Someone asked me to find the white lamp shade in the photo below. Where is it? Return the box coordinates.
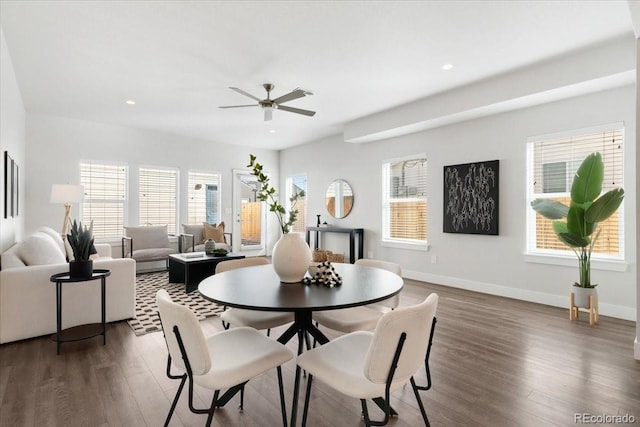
[50,184,85,204]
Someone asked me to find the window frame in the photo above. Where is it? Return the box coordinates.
[138,165,179,235]
[381,153,429,251]
[79,160,128,241]
[525,123,626,271]
[187,170,222,226]
[285,174,308,235]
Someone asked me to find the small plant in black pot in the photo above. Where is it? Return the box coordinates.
[67,219,95,278]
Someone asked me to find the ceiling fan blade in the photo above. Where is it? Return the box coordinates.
[219,104,258,109]
[277,105,316,117]
[264,108,273,121]
[229,87,261,102]
[272,89,306,105]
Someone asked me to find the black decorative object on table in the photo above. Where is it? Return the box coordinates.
[316,214,321,227]
[303,261,342,287]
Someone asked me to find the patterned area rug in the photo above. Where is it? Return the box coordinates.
[127,271,223,336]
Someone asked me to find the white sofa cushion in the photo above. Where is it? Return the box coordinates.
[36,226,66,256]
[125,225,171,249]
[19,233,66,266]
[1,243,25,269]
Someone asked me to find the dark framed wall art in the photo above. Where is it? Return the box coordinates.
[443,159,499,235]
[4,151,18,218]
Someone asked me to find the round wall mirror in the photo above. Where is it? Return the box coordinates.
[325,179,354,219]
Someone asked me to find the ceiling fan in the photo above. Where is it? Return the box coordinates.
[220,83,316,121]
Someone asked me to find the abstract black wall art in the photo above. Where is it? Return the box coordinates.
[4,151,18,218]
[443,159,499,235]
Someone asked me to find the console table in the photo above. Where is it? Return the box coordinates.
[305,226,364,263]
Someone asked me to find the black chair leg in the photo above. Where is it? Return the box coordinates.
[301,374,313,427]
[239,385,244,412]
[164,374,187,427]
[205,390,220,427]
[360,399,372,427]
[277,366,288,427]
[411,377,431,427]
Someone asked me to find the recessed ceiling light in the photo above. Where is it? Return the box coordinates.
[441,63,453,71]
[125,100,136,105]
[269,129,276,134]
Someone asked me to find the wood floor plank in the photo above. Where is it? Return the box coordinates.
[0,278,638,426]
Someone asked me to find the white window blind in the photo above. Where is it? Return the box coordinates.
[139,167,178,235]
[382,156,428,245]
[80,162,127,239]
[286,174,307,233]
[527,125,624,258]
[187,171,221,225]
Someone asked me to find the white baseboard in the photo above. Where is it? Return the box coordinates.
[404,270,636,321]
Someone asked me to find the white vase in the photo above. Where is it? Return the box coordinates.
[272,233,311,283]
[572,285,597,308]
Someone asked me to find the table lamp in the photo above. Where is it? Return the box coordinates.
[50,184,84,237]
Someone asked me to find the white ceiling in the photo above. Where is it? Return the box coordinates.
[0,1,635,150]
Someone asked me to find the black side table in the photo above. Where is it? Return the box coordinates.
[49,269,111,355]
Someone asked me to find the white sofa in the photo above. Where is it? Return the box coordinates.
[0,227,136,344]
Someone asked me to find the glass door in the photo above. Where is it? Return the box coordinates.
[233,170,265,252]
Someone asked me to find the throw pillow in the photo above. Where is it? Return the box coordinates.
[19,233,67,266]
[203,221,226,243]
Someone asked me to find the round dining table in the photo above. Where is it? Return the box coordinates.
[198,262,403,425]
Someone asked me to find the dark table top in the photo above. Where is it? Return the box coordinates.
[50,269,111,282]
[168,252,245,265]
[198,263,403,312]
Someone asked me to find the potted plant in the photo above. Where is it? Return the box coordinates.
[67,219,95,278]
[530,152,624,308]
[248,154,310,282]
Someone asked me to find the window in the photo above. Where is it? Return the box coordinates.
[139,167,178,235]
[527,125,624,258]
[382,155,428,248]
[188,171,221,225]
[80,161,128,239]
[286,174,307,233]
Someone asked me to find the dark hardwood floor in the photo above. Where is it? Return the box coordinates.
[1,279,638,426]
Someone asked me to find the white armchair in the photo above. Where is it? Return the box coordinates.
[156,290,293,426]
[313,259,402,333]
[178,223,232,253]
[121,225,174,268]
[297,293,439,426]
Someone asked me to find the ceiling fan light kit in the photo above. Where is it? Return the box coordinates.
[220,83,316,121]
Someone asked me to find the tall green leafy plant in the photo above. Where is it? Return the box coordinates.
[66,219,95,262]
[530,152,624,288]
[248,154,305,234]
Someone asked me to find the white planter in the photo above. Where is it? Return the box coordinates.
[572,286,597,308]
[272,233,312,283]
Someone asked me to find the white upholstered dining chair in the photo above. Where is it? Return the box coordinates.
[156,289,293,427]
[312,258,402,333]
[297,293,439,427]
[217,257,295,334]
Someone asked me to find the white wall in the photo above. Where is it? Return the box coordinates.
[281,85,636,321]
[24,113,279,246]
[0,27,26,252]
